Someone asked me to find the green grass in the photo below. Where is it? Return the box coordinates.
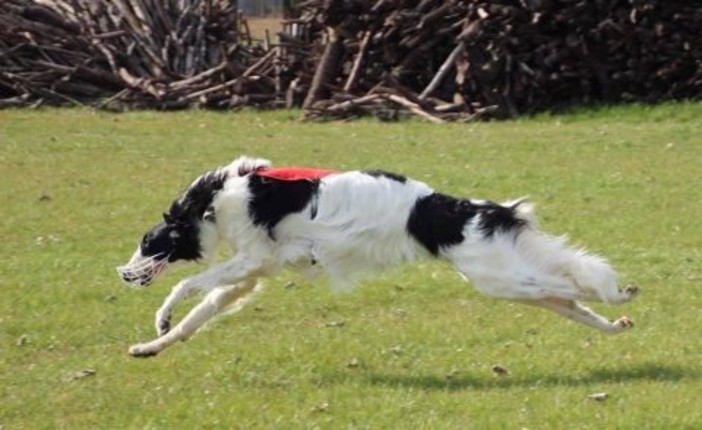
[1,104,700,429]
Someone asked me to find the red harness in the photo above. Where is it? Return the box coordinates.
[254,167,339,181]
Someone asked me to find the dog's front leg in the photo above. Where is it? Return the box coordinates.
[154,279,198,337]
[130,280,259,358]
[130,256,266,358]
[153,255,267,336]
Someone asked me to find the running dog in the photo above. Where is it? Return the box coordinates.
[118,156,638,357]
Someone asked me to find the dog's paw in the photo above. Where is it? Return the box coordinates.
[624,285,640,298]
[612,316,634,331]
[611,285,640,304]
[155,312,171,337]
[128,343,160,358]
[156,318,171,337]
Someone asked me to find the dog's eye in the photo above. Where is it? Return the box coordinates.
[141,234,148,245]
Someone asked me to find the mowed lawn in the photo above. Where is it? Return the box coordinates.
[0,105,700,429]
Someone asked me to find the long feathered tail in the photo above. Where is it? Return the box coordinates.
[509,200,625,304]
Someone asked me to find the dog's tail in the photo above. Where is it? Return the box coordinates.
[565,249,622,303]
[503,198,623,303]
[515,223,622,304]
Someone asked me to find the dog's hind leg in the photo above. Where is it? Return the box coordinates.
[129,279,259,357]
[521,297,634,334]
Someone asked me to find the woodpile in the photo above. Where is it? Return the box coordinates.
[1,0,700,120]
[0,0,281,109]
[295,0,702,121]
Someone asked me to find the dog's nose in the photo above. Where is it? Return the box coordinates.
[120,272,140,283]
[117,267,150,287]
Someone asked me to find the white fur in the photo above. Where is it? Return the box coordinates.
[124,156,639,358]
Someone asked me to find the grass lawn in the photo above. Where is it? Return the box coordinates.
[0,104,700,429]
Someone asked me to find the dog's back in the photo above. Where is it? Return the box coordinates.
[274,171,435,290]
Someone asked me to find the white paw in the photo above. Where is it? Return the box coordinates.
[612,316,634,331]
[155,315,171,337]
[610,285,641,304]
[128,343,160,358]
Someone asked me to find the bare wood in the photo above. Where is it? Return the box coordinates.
[118,67,163,98]
[326,94,380,112]
[182,77,240,100]
[170,62,227,89]
[303,27,345,109]
[242,48,278,78]
[343,30,372,93]
[384,94,445,123]
[2,0,699,117]
[419,41,465,100]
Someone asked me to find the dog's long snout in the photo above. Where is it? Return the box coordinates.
[116,266,153,287]
[116,250,171,287]
[120,271,138,283]
[119,271,146,286]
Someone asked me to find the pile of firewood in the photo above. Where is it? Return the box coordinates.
[1,0,700,120]
[295,0,702,121]
[0,0,282,109]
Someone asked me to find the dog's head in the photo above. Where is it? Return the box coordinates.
[116,156,271,287]
[116,214,202,287]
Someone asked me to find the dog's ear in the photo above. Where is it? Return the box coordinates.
[203,206,216,223]
[227,156,272,177]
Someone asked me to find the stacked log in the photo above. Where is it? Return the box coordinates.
[294,0,702,121]
[1,0,700,119]
[0,0,281,109]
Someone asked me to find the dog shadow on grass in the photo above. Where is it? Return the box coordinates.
[332,362,697,392]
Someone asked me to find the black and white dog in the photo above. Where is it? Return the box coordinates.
[118,156,638,357]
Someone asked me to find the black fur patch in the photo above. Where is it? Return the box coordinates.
[407,194,527,255]
[362,170,407,183]
[248,174,319,239]
[406,193,478,255]
[477,203,527,237]
[140,221,202,262]
[142,169,229,263]
[166,170,228,223]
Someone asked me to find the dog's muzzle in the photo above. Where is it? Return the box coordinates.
[116,251,169,287]
[116,268,152,287]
